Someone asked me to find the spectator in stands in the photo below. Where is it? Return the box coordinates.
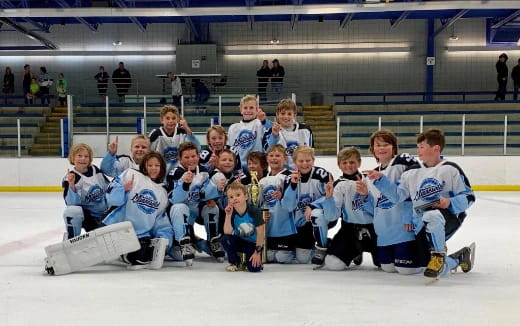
[22,64,33,105]
[194,79,210,114]
[56,73,67,107]
[94,66,109,101]
[38,66,53,106]
[112,62,132,102]
[511,58,520,101]
[271,59,285,100]
[3,66,14,105]
[256,60,271,103]
[168,72,182,107]
[26,77,40,107]
[495,53,508,101]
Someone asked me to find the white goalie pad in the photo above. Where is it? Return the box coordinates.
[148,238,168,270]
[44,221,140,275]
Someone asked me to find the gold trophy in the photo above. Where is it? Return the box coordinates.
[249,171,269,263]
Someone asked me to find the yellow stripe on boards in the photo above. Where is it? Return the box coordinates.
[0,186,62,192]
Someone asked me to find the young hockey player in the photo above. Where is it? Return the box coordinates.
[221,182,265,272]
[148,105,200,175]
[365,130,423,275]
[100,135,151,177]
[263,98,313,170]
[318,147,378,270]
[365,128,476,280]
[62,143,110,239]
[227,94,272,173]
[167,142,224,263]
[281,145,335,264]
[259,144,296,263]
[103,151,172,269]
[199,125,228,172]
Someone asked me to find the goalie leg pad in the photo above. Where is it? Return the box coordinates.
[148,238,168,269]
[44,221,140,275]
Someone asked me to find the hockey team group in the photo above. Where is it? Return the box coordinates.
[44,95,476,282]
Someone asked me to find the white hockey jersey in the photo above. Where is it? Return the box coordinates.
[148,126,200,173]
[100,152,138,177]
[264,122,313,170]
[62,165,110,218]
[227,119,267,172]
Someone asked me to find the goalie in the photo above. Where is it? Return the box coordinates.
[45,152,172,275]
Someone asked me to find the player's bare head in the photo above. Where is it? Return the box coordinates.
[247,151,268,170]
[268,144,287,157]
[131,135,150,149]
[293,145,314,161]
[417,128,445,152]
[338,146,361,164]
[179,141,199,158]
[160,105,180,119]
[240,94,258,108]
[140,151,166,182]
[226,182,248,197]
[218,148,236,160]
[369,129,398,157]
[276,98,297,114]
[206,125,228,145]
[68,143,93,165]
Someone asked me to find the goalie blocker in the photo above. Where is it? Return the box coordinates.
[44,221,140,275]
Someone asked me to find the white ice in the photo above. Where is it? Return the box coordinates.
[0,192,519,326]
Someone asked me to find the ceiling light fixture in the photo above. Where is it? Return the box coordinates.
[113,40,123,46]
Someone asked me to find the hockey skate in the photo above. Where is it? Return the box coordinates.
[209,235,225,262]
[424,251,446,280]
[449,242,476,273]
[311,245,327,266]
[179,236,196,266]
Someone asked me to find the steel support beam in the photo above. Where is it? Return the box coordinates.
[0,17,57,49]
[112,0,147,32]
[339,13,354,30]
[54,0,98,32]
[390,11,409,30]
[434,9,468,36]
[491,10,520,29]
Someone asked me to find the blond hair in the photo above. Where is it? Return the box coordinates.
[68,143,93,165]
[293,145,314,161]
[160,105,180,119]
[240,94,258,107]
[337,146,361,164]
[131,134,150,147]
[267,144,287,156]
[206,125,228,144]
[276,98,297,114]
[226,182,248,196]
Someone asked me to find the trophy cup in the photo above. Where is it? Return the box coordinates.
[248,171,268,263]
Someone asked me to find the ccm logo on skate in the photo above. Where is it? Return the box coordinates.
[69,233,90,244]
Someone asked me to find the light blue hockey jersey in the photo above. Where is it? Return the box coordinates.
[263,122,313,170]
[227,118,272,172]
[259,169,296,237]
[167,164,219,209]
[373,159,475,234]
[281,166,332,227]
[365,154,417,246]
[103,169,173,244]
[100,152,138,177]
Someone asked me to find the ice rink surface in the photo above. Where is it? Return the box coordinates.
[1,192,519,326]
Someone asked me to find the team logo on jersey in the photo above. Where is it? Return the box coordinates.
[262,185,278,208]
[163,147,178,163]
[233,130,257,150]
[285,141,299,157]
[187,184,202,203]
[131,189,160,214]
[351,193,365,211]
[296,194,313,213]
[376,194,394,209]
[85,184,105,203]
[414,178,445,202]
